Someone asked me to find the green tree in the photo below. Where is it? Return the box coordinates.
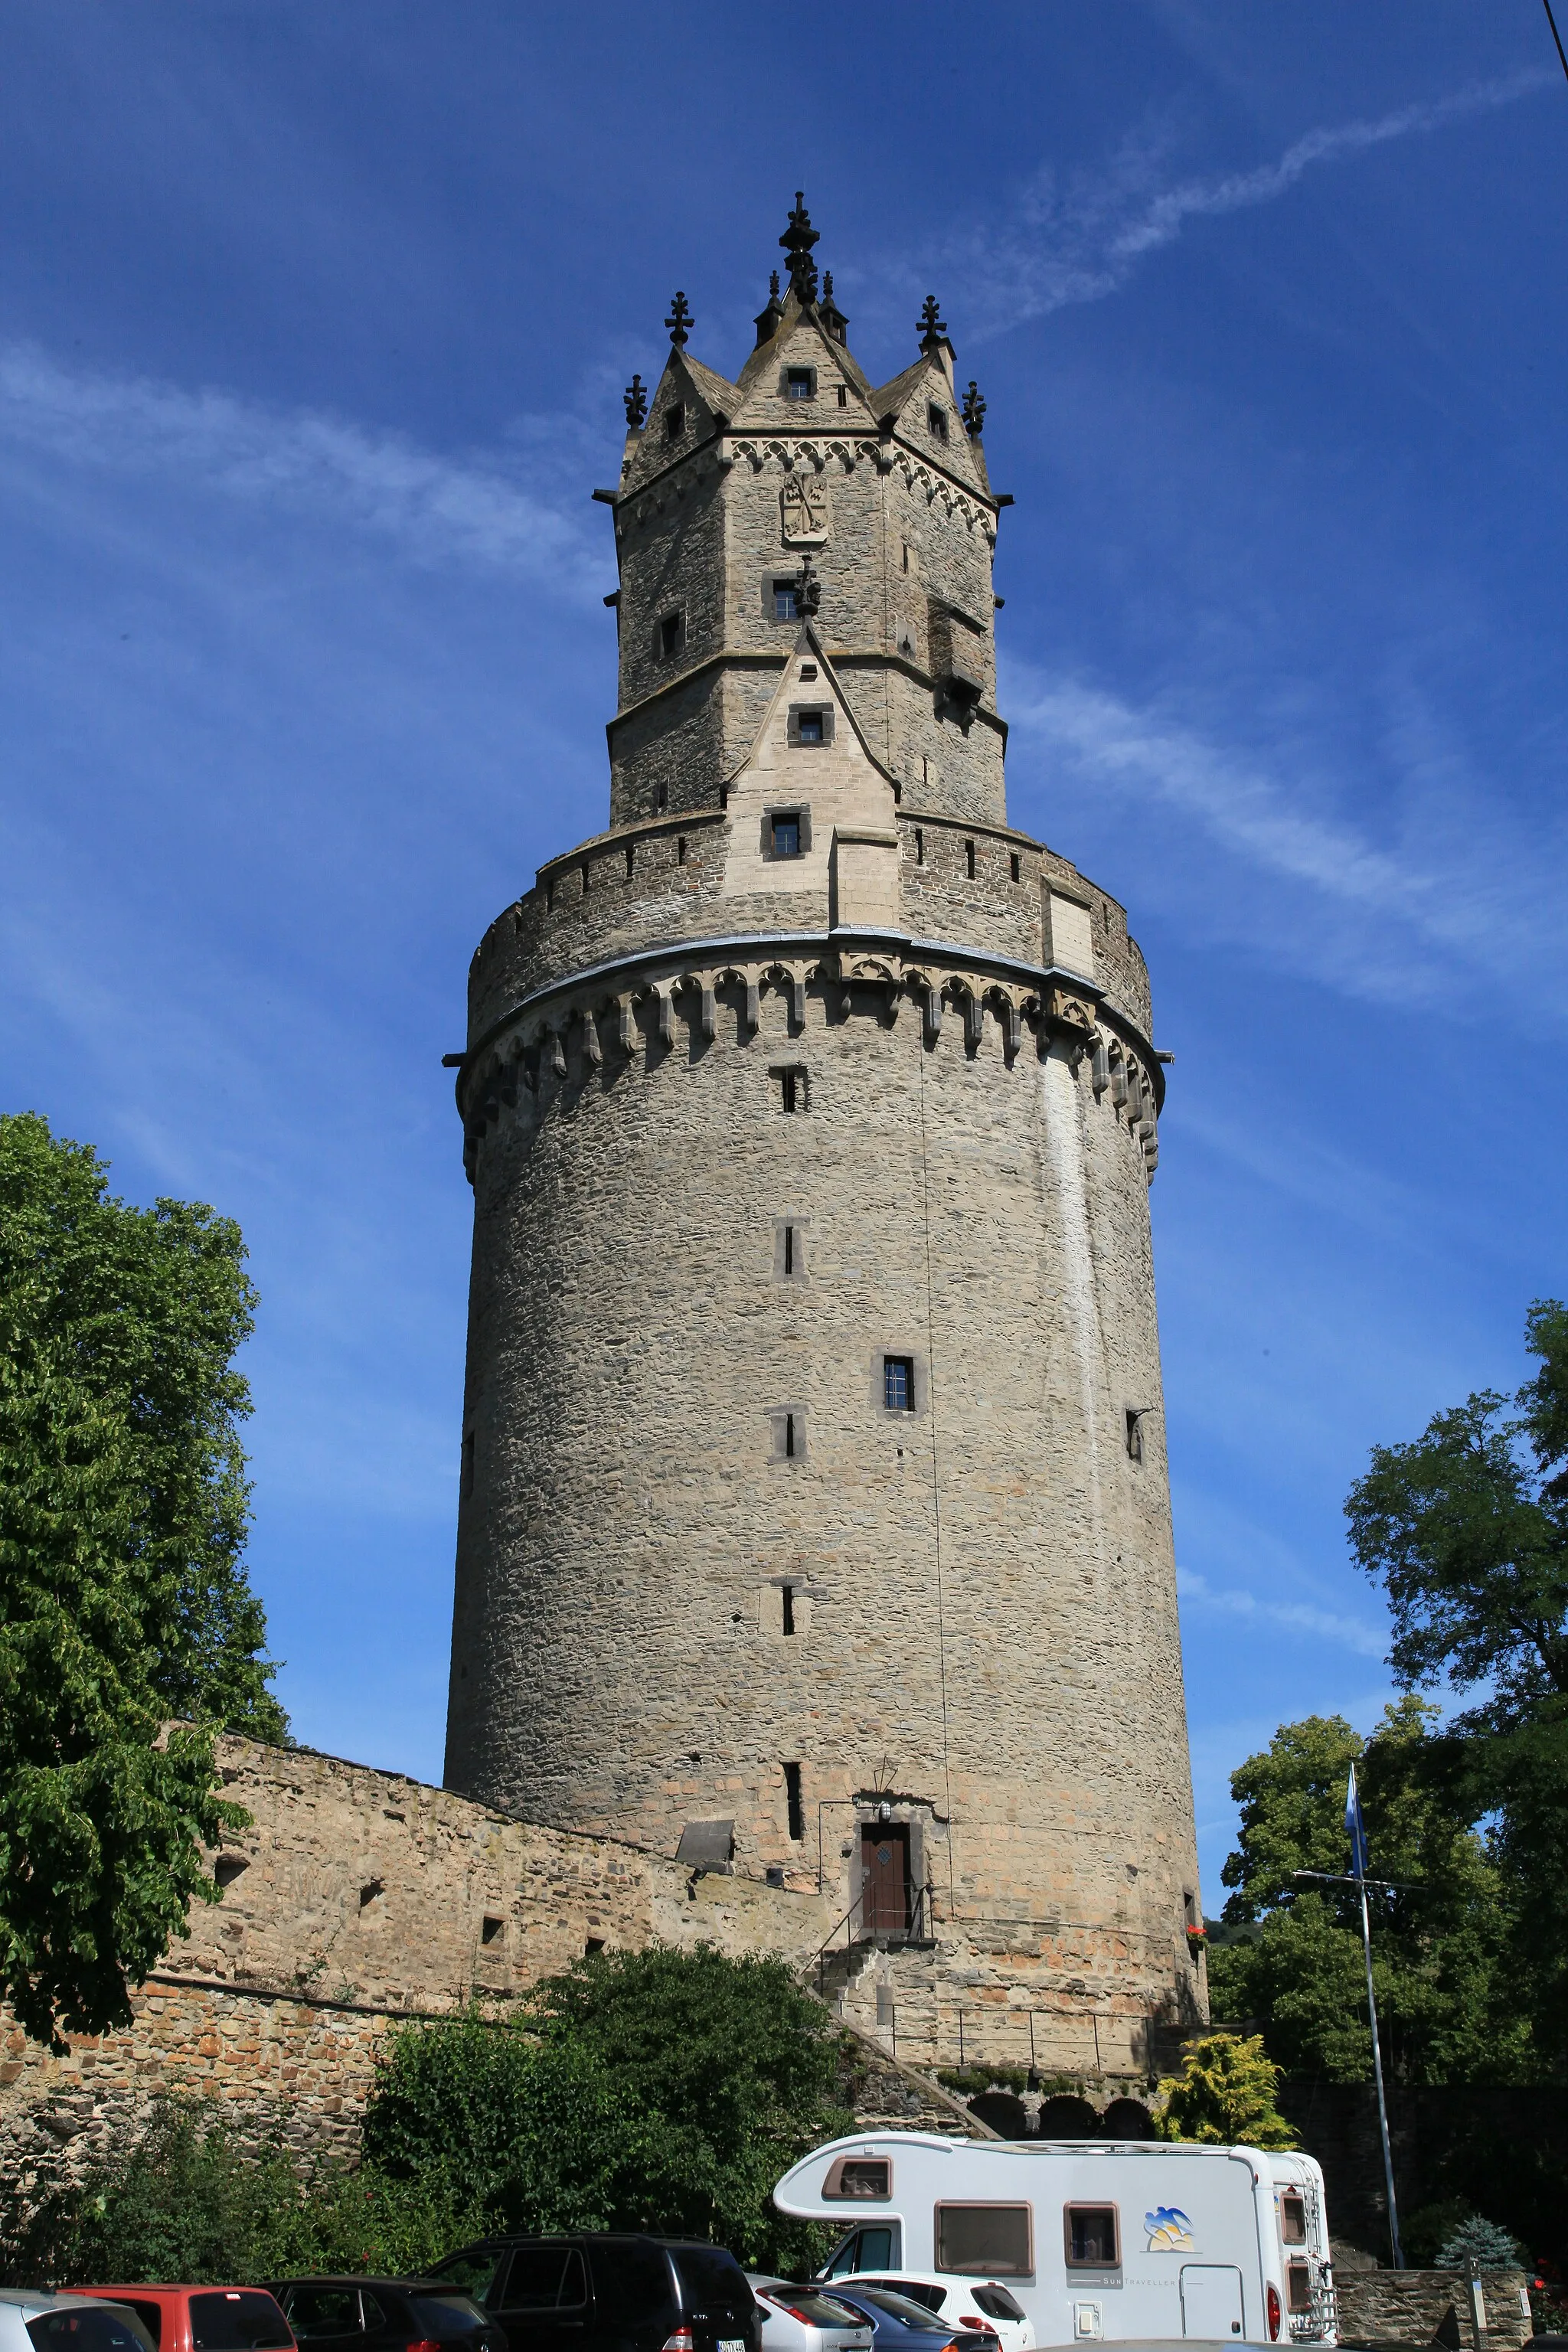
[1206,1700,1524,2083]
[1346,1300,1568,2069]
[364,1944,851,2266]
[1155,2033,1295,2147]
[0,1113,286,2049]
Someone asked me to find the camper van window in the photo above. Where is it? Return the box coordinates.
[1064,2205,1120,2268]
[825,2156,893,2200]
[934,2204,1033,2277]
[1287,2265,1313,2314]
[1280,2193,1307,2245]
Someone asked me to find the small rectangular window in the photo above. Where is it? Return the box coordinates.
[936,2203,1032,2277]
[1011,851,1021,882]
[884,1356,915,1413]
[657,778,668,810]
[1288,2265,1312,2313]
[773,1066,808,1114]
[902,543,910,573]
[774,580,799,621]
[928,402,949,443]
[825,2155,893,2200]
[481,1914,503,1945]
[1065,2204,1119,2268]
[786,367,814,400]
[784,1224,796,1276]
[1125,1408,1144,1463]
[782,1584,796,1637]
[915,828,925,865]
[784,1761,805,1839]
[837,384,848,409]
[665,401,684,441]
[660,610,684,659]
[784,1411,797,1459]
[965,838,976,879]
[625,841,635,879]
[772,811,802,858]
[1281,2193,1307,2246]
[580,861,590,895]
[796,712,823,744]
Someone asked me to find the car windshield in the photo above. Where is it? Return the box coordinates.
[827,2294,949,2333]
[853,2290,944,2318]
[408,2301,487,2337]
[29,2315,154,2352]
[761,2292,867,2328]
[189,2295,293,2350]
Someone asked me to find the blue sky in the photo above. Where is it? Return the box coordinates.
[4,3,1566,1904]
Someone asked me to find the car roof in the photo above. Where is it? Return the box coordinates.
[275,2282,416,2294]
[0,2295,134,2314]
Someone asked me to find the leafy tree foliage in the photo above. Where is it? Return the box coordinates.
[1207,1701,1525,2083]
[1345,1300,1568,2069]
[1155,2034,1295,2147]
[365,1944,851,2268]
[0,1114,286,2048]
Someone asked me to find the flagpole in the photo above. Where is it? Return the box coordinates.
[1357,1864,1403,2269]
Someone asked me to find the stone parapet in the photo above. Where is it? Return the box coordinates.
[1336,2270,1533,2350]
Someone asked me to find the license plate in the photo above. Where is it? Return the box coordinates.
[720,2338,746,2350]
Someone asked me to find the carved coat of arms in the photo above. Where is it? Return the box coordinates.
[780,475,829,545]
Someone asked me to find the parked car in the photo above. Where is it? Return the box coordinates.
[2,2292,155,2352]
[812,2284,1000,2352]
[427,2235,760,2352]
[270,2283,503,2352]
[58,2292,292,2352]
[748,2286,871,2352]
[812,2284,1026,2352]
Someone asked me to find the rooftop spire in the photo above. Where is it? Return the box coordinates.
[779,191,820,304]
[623,374,648,430]
[818,270,848,346]
[753,269,786,348]
[916,294,949,354]
[665,290,693,348]
[962,380,986,439]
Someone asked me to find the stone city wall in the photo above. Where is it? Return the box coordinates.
[1336,2270,1534,2351]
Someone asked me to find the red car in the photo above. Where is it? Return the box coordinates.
[58,2292,293,2352]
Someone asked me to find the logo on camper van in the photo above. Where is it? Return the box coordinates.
[1144,2206,1196,2252]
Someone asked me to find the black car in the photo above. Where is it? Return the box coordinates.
[270,2281,505,2352]
[426,2236,761,2352]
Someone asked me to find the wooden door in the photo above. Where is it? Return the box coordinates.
[860,1824,910,1933]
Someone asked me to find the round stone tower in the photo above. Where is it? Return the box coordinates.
[444,203,1205,2071]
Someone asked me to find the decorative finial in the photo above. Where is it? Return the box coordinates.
[623,374,648,430]
[753,269,786,348]
[794,551,822,619]
[780,191,820,304]
[917,294,948,354]
[962,380,986,439]
[819,269,848,346]
[665,290,693,348]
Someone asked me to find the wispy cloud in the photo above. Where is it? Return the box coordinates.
[1178,1566,1388,1659]
[1008,668,1567,1014]
[0,341,599,591]
[941,70,1549,335]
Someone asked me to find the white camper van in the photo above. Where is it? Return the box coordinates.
[773,2132,1337,2348]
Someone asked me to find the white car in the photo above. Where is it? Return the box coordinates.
[0,2295,155,2352]
[750,2283,876,2352]
[817,2279,1032,2352]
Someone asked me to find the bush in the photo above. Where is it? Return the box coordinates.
[1155,2033,1295,2148]
[1435,2216,1527,2271]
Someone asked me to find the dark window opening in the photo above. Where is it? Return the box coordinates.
[786,367,814,400]
[1011,851,1021,882]
[1288,2265,1313,2314]
[214,1854,248,1889]
[797,711,823,744]
[359,1880,383,1909]
[784,1411,797,1459]
[1125,1408,1144,1463]
[785,1761,805,1839]
[936,2202,1031,2276]
[580,861,590,895]
[837,384,848,408]
[884,1356,916,1413]
[665,401,685,441]
[719,783,729,809]
[660,610,684,660]
[584,1936,606,1958]
[481,1914,503,1945]
[799,662,818,679]
[1065,2203,1120,2268]
[625,842,635,879]
[783,1224,796,1276]
[774,1065,808,1114]
[657,778,668,811]
[1282,2193,1307,2246]
[902,543,910,573]
[928,401,949,442]
[773,810,802,857]
[461,1430,475,1497]
[677,835,688,864]
[782,1584,796,1636]
[915,828,925,864]
[965,838,976,879]
[774,579,800,621]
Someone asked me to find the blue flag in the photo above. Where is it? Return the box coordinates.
[1346,1762,1370,1880]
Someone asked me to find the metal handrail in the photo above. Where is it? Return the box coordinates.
[810,1882,933,1996]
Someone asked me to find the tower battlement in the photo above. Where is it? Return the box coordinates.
[444,202,1204,2072]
